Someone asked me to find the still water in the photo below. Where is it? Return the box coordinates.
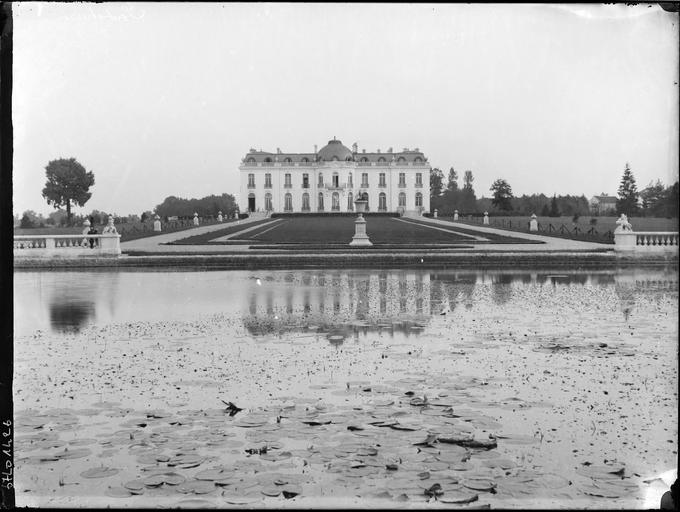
[13,268,678,338]
[12,267,679,508]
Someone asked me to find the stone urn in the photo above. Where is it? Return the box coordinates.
[153,215,162,232]
[217,211,223,223]
[529,213,538,232]
[350,200,372,246]
[453,210,459,221]
[483,211,489,225]
[193,212,199,226]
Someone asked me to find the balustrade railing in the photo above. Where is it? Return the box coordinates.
[14,234,121,257]
[614,230,678,254]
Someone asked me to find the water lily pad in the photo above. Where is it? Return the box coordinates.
[462,478,497,492]
[123,479,146,491]
[80,466,119,478]
[105,486,133,498]
[176,498,218,508]
[261,486,281,497]
[195,468,226,481]
[437,490,479,504]
[177,480,217,494]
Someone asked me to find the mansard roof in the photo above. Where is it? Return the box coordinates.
[242,141,427,164]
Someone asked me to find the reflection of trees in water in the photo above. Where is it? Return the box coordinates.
[49,300,95,334]
[491,274,513,306]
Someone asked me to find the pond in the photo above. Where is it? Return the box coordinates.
[12,267,678,508]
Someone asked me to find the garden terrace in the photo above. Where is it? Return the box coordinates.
[170,216,541,246]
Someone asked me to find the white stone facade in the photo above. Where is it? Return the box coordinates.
[238,139,431,215]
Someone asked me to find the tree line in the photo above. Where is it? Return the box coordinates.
[430,164,679,218]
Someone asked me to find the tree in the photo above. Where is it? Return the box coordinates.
[616,162,640,215]
[42,158,95,226]
[549,195,560,217]
[20,213,34,228]
[540,204,550,217]
[463,170,474,193]
[19,210,45,228]
[141,210,154,222]
[640,179,665,216]
[489,179,514,211]
[446,167,458,192]
[430,168,444,198]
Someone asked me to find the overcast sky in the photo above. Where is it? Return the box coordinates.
[12,2,679,217]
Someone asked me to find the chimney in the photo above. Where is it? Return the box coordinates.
[276,148,281,154]
[314,144,318,153]
[352,142,358,153]
[403,147,408,152]
[377,148,381,153]
[388,147,393,153]
[362,149,366,153]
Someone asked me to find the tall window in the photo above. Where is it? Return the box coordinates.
[416,173,422,187]
[399,192,406,207]
[302,193,310,211]
[284,193,292,211]
[361,173,369,187]
[318,192,324,211]
[264,173,272,188]
[399,173,406,187]
[347,192,354,211]
[248,174,255,188]
[332,192,340,211]
[378,173,386,187]
[318,173,324,187]
[415,192,423,207]
[332,173,339,188]
[379,192,387,211]
[348,173,353,187]
[265,193,272,211]
[302,173,309,188]
[284,173,292,187]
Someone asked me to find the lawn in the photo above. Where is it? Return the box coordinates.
[14,218,235,243]
[168,218,276,245]
[447,215,679,244]
[173,216,540,246]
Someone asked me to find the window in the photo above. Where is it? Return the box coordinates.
[348,173,353,187]
[399,192,406,207]
[284,173,292,188]
[302,193,310,211]
[284,157,292,165]
[414,157,423,164]
[415,192,423,207]
[379,192,387,211]
[318,192,324,211]
[246,157,256,165]
[318,173,324,187]
[379,173,386,187]
[347,192,354,211]
[284,193,292,211]
[264,157,273,166]
[302,173,309,188]
[397,157,407,166]
[332,192,340,211]
[416,173,422,187]
[399,173,406,187]
[248,174,255,188]
[332,173,339,188]
[361,173,369,187]
[265,173,272,188]
[265,193,272,211]
[378,157,386,163]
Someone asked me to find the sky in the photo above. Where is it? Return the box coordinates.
[12,2,679,217]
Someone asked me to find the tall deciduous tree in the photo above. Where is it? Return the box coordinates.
[429,168,444,198]
[489,179,514,211]
[616,162,640,215]
[549,195,560,217]
[42,158,95,226]
[446,167,458,191]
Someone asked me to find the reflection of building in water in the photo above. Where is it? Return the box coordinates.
[613,269,679,321]
[242,271,431,336]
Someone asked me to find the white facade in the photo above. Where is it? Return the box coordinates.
[238,139,430,215]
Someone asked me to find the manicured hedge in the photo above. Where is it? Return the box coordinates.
[271,212,399,218]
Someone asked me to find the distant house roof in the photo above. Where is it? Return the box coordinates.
[590,195,617,203]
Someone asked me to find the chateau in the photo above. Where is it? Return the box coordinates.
[238,138,430,215]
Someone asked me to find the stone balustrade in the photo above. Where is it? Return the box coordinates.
[614,230,678,254]
[13,233,121,257]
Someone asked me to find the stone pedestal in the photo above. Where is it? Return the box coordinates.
[193,213,199,226]
[529,214,538,232]
[153,215,161,232]
[349,214,372,246]
[434,209,438,218]
[218,211,223,223]
[453,210,459,221]
[483,212,489,225]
